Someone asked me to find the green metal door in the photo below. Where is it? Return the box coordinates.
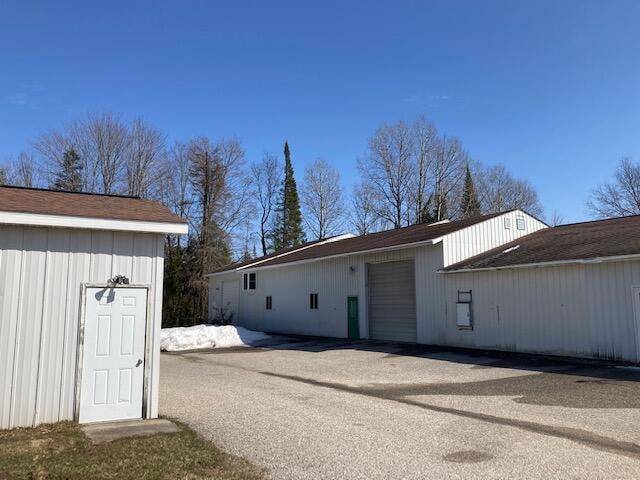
[347,296,360,339]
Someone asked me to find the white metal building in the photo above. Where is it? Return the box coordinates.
[0,186,187,429]
[208,210,640,363]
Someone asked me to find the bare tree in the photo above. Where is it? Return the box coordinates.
[0,165,7,185]
[126,118,166,198]
[587,158,640,218]
[411,117,439,223]
[250,152,281,255]
[187,136,248,320]
[161,142,193,217]
[431,136,467,221]
[476,164,543,217]
[3,152,39,187]
[549,210,565,226]
[74,111,129,194]
[350,182,380,235]
[358,121,414,228]
[34,128,75,186]
[301,158,345,240]
[159,141,194,249]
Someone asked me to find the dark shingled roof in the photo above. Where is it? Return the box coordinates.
[444,214,640,272]
[209,236,339,274]
[0,185,186,224]
[211,211,508,273]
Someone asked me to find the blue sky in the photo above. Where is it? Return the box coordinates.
[1,0,639,222]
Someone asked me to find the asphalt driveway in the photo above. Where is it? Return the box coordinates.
[160,339,640,479]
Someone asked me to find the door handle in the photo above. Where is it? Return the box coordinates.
[135,359,143,367]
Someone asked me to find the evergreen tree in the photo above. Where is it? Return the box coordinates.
[417,194,435,224]
[0,167,7,186]
[460,165,481,218]
[271,141,305,250]
[52,148,83,191]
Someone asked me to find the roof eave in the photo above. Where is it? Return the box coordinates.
[0,211,188,234]
[206,238,437,276]
[439,252,640,274]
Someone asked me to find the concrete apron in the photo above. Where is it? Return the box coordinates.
[81,418,179,444]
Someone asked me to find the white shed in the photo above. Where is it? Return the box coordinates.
[0,186,187,429]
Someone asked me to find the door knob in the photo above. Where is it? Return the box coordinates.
[135,359,143,367]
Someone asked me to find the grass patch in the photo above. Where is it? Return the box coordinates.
[0,421,266,480]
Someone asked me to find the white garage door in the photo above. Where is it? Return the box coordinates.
[80,287,147,423]
[368,260,417,342]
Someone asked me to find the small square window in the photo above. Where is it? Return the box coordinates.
[504,217,511,229]
[243,272,257,290]
[266,296,272,310]
[309,293,318,310]
[516,217,526,231]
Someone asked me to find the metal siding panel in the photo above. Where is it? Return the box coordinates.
[148,235,164,418]
[90,231,115,282]
[113,232,134,277]
[35,229,71,424]
[11,228,47,427]
[442,260,640,362]
[59,229,92,421]
[132,234,154,284]
[0,227,24,428]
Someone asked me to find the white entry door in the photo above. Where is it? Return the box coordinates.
[79,287,148,423]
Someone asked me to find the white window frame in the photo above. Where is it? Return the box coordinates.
[243,272,257,290]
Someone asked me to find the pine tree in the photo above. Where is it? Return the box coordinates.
[271,141,305,250]
[52,148,83,192]
[460,165,481,218]
[417,194,435,224]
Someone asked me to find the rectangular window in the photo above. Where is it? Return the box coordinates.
[516,217,526,230]
[504,217,511,229]
[266,296,272,310]
[243,272,257,290]
[309,293,318,310]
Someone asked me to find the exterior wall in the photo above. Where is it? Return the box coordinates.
[0,225,165,429]
[209,247,423,339]
[441,260,640,362]
[207,211,550,347]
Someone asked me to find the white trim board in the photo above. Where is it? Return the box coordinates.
[0,211,188,234]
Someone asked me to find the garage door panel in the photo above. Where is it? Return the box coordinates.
[368,260,417,343]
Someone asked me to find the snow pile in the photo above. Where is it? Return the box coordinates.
[160,324,271,352]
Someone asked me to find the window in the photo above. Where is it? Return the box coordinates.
[516,216,526,231]
[309,293,318,310]
[504,217,511,229]
[266,296,272,310]
[243,272,256,290]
